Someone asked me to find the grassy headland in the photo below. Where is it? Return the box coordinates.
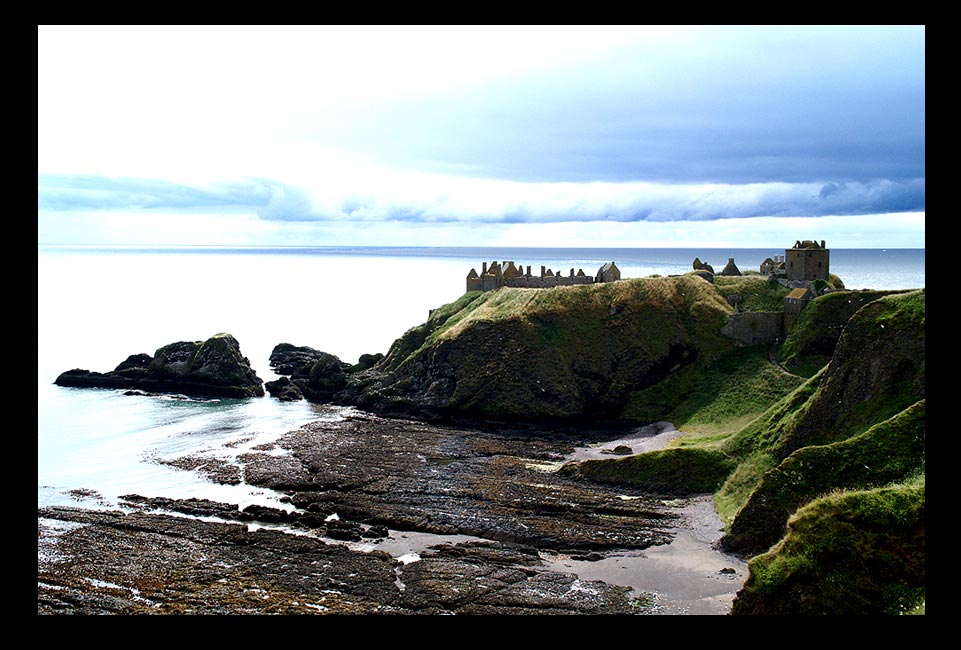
[559,285,925,615]
[316,272,924,614]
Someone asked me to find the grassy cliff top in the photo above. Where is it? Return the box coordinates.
[383,274,735,374]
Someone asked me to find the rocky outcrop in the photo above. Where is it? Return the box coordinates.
[779,289,907,375]
[692,257,715,274]
[264,376,304,401]
[55,333,264,398]
[267,344,385,402]
[316,276,735,424]
[39,504,646,614]
[268,343,327,377]
[720,291,925,556]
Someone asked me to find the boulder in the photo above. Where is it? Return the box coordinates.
[269,343,327,377]
[265,376,304,401]
[348,352,385,373]
[55,333,264,399]
[300,352,350,401]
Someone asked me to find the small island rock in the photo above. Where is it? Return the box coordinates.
[55,333,264,399]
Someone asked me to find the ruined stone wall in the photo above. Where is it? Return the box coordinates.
[783,299,808,333]
[467,260,613,293]
[721,312,784,346]
[467,275,505,292]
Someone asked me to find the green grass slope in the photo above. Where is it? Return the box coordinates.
[779,289,908,377]
[730,475,925,615]
[352,275,738,422]
[722,399,925,554]
[561,288,925,614]
[713,275,791,312]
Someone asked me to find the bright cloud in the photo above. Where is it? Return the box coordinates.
[37,25,925,248]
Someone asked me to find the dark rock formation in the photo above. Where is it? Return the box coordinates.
[321,276,735,424]
[602,445,634,456]
[265,376,304,401]
[284,351,350,402]
[237,412,675,552]
[348,352,384,373]
[38,505,647,614]
[692,257,715,274]
[55,333,264,398]
[269,343,327,377]
[268,344,389,403]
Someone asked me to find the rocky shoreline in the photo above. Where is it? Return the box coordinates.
[38,409,746,615]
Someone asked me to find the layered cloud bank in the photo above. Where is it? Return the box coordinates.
[39,174,924,225]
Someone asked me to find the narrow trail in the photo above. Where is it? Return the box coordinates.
[769,341,797,376]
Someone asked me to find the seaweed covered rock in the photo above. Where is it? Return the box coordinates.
[299,352,351,401]
[55,333,264,398]
[348,352,384,373]
[265,346,386,403]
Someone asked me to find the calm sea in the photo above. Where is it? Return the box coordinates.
[38,246,924,510]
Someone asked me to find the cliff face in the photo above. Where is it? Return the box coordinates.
[722,290,925,554]
[551,287,925,614]
[719,290,925,614]
[338,276,735,423]
[779,289,908,377]
[773,290,925,459]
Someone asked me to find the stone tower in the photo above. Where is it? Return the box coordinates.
[785,239,830,282]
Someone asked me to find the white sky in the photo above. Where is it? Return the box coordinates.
[38,25,925,248]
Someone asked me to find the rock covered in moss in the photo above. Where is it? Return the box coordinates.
[265,376,304,401]
[299,352,350,401]
[730,479,925,615]
[55,333,264,398]
[269,343,327,377]
[334,276,735,423]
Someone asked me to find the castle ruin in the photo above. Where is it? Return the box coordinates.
[784,239,830,282]
[700,239,834,345]
[467,260,620,293]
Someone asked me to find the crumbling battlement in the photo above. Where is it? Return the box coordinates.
[467,260,620,292]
